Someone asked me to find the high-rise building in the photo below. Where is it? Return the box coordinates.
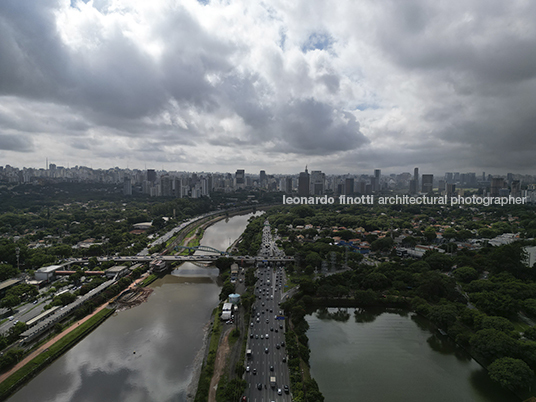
[511,180,521,197]
[298,167,310,196]
[147,169,156,183]
[422,174,433,193]
[491,177,505,196]
[260,170,267,188]
[345,178,354,195]
[413,167,419,189]
[235,169,245,189]
[446,183,456,197]
[310,170,325,195]
[123,177,132,196]
[409,179,417,194]
[374,169,381,192]
[286,177,293,193]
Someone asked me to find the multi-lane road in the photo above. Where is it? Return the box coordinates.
[244,219,291,402]
[245,262,291,401]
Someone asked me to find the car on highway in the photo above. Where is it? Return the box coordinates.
[278,388,282,395]
[265,347,269,353]
[257,383,263,390]
[284,385,289,393]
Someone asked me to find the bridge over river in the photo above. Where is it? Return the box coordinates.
[65,255,294,265]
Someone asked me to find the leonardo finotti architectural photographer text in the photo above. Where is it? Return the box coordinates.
[282,194,527,206]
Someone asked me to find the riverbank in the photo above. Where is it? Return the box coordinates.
[0,307,115,401]
[0,271,153,400]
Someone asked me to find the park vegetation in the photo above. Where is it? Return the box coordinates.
[241,203,536,396]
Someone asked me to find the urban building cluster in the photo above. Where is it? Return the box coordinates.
[1,163,536,201]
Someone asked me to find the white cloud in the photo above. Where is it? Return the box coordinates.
[0,0,535,174]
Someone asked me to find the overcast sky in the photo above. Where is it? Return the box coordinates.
[1,0,535,176]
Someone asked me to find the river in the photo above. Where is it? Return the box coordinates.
[306,307,520,402]
[8,211,261,402]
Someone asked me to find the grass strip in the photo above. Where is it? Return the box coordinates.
[138,274,158,287]
[0,308,115,401]
[194,307,222,402]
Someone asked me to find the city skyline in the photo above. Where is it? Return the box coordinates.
[1,1,536,174]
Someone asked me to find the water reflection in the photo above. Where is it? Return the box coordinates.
[307,307,520,402]
[8,212,259,402]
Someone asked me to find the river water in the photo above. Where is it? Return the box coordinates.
[306,307,520,402]
[8,212,261,402]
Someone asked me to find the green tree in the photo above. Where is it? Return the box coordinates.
[488,357,533,391]
[0,264,19,281]
[470,329,518,361]
[428,304,458,330]
[453,266,478,283]
[0,294,20,310]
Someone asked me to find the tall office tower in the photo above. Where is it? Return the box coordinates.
[147,169,156,183]
[445,172,454,184]
[446,183,456,197]
[511,180,521,197]
[421,174,434,193]
[345,178,355,195]
[298,167,310,196]
[374,169,381,191]
[358,181,366,194]
[409,179,417,194]
[413,167,419,189]
[260,170,267,188]
[161,175,173,196]
[310,170,325,195]
[123,177,132,196]
[286,177,293,193]
[235,169,245,189]
[370,177,376,193]
[482,172,486,182]
[438,180,446,192]
[491,177,505,196]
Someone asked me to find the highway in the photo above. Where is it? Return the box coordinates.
[245,263,291,401]
[244,219,291,401]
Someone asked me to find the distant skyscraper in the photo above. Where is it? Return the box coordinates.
[422,174,433,193]
[409,179,417,194]
[286,177,293,193]
[491,177,505,196]
[235,169,245,189]
[345,178,354,195]
[446,183,456,197]
[147,169,156,183]
[374,169,381,191]
[511,180,521,197]
[310,170,325,195]
[123,177,132,195]
[298,167,310,196]
[260,170,267,188]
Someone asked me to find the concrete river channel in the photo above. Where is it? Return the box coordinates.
[8,212,261,402]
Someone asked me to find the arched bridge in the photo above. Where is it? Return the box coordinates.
[175,245,229,255]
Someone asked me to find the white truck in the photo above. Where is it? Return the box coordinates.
[270,376,276,388]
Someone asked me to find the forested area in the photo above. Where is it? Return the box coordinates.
[247,203,536,394]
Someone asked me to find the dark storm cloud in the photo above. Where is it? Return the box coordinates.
[0,134,34,152]
[273,99,368,155]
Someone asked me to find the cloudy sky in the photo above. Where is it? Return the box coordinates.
[1,0,536,176]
